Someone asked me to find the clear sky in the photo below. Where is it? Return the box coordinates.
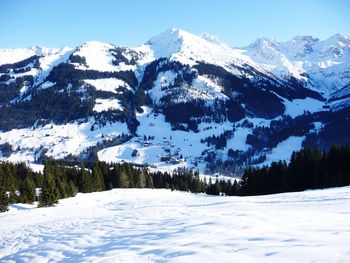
[1,0,349,48]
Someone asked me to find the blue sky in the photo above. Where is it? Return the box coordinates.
[1,0,349,48]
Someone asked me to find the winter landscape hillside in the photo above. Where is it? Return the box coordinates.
[1,187,350,262]
[0,28,350,175]
[1,0,350,259]
[2,0,350,261]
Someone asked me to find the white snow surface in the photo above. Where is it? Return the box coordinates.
[74,41,135,72]
[1,187,350,262]
[0,48,36,66]
[0,46,63,66]
[260,136,305,166]
[74,41,118,72]
[93,98,122,112]
[84,78,131,93]
[226,127,251,151]
[0,120,129,163]
[283,97,325,118]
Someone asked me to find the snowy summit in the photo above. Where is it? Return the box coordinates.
[0,28,349,175]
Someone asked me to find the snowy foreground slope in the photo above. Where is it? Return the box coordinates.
[1,187,350,262]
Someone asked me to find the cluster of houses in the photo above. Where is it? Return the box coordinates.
[135,135,185,165]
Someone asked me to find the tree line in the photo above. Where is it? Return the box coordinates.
[240,145,350,195]
[1,145,350,212]
[0,161,213,212]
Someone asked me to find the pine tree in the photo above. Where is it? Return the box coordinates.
[3,164,17,203]
[0,192,8,212]
[145,171,154,188]
[19,177,35,204]
[39,163,59,207]
[0,167,9,212]
[110,165,120,188]
[56,179,67,199]
[66,180,77,197]
[232,179,240,195]
[92,163,105,191]
[214,179,221,195]
[118,170,130,188]
[53,163,67,199]
[137,171,147,188]
[80,167,93,193]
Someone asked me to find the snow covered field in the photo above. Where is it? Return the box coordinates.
[1,187,350,262]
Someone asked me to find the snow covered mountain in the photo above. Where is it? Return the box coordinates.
[243,34,350,98]
[0,29,349,175]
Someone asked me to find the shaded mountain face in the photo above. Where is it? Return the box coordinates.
[0,29,349,174]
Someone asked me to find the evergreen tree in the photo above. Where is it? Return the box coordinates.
[53,163,68,199]
[232,179,240,195]
[92,163,105,191]
[145,171,154,188]
[118,170,130,188]
[0,167,9,212]
[110,164,120,188]
[214,179,221,195]
[2,164,17,203]
[0,191,8,212]
[66,180,77,197]
[19,177,35,204]
[137,171,147,188]
[39,163,59,207]
[80,166,93,193]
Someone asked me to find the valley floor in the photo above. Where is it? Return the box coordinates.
[1,187,350,262]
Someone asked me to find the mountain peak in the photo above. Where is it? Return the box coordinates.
[290,35,319,43]
[144,28,187,58]
[145,28,219,60]
[248,37,278,50]
[324,33,350,47]
[144,28,249,67]
[330,33,350,40]
[316,33,350,59]
[146,28,239,54]
[282,35,319,58]
[146,28,186,45]
[80,40,115,49]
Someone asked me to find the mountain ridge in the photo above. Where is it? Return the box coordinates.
[0,28,349,175]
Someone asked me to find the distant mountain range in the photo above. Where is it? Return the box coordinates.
[0,28,349,175]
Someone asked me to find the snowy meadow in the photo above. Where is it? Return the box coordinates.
[1,187,350,262]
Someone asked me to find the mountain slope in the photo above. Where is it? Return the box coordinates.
[0,29,349,174]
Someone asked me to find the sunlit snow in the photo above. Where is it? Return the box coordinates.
[1,187,350,262]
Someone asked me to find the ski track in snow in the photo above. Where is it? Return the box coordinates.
[1,187,350,262]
